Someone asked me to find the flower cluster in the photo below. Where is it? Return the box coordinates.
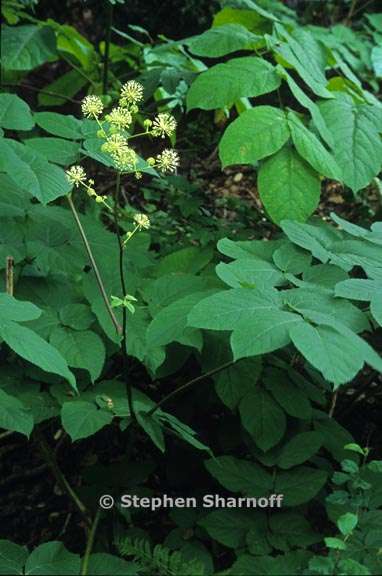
[66,166,109,208]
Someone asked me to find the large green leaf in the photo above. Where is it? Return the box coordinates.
[87,554,137,576]
[0,389,34,438]
[1,25,57,70]
[231,309,303,360]
[289,321,363,386]
[219,106,290,167]
[275,466,328,506]
[265,369,313,420]
[216,257,285,289]
[187,56,280,111]
[318,94,382,192]
[239,388,286,451]
[38,69,87,107]
[214,358,262,409]
[186,23,260,57]
[0,321,76,389]
[34,112,83,140]
[258,146,321,224]
[0,540,28,575]
[188,287,281,331]
[0,93,34,131]
[198,510,259,549]
[61,401,113,441]
[50,327,105,382]
[287,111,341,180]
[205,455,272,496]
[146,291,210,349]
[24,138,80,166]
[275,26,332,99]
[0,139,71,203]
[278,431,323,469]
[0,293,41,322]
[24,542,80,575]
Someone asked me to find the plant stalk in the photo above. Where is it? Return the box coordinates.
[81,509,101,575]
[148,360,236,416]
[113,173,136,421]
[6,256,14,296]
[102,1,114,94]
[36,428,90,525]
[67,195,122,335]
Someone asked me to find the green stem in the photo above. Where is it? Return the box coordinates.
[36,428,90,524]
[102,1,114,94]
[113,173,136,421]
[81,509,101,576]
[67,195,122,335]
[148,360,236,416]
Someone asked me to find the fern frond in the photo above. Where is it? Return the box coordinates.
[117,536,205,576]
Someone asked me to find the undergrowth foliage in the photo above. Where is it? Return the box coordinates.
[0,0,382,574]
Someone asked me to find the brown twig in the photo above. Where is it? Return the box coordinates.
[6,256,14,296]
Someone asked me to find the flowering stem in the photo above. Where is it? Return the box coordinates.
[67,194,122,335]
[81,509,101,576]
[113,173,136,421]
[102,1,114,94]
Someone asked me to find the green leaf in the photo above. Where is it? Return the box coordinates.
[0,389,34,438]
[0,139,71,203]
[278,431,323,469]
[287,111,341,180]
[188,287,281,331]
[280,220,330,263]
[289,322,364,386]
[258,146,321,224]
[275,26,332,99]
[272,242,312,275]
[265,371,312,420]
[24,138,80,166]
[0,93,34,131]
[231,309,303,360]
[198,510,257,548]
[337,512,358,536]
[371,296,382,326]
[1,25,57,71]
[25,542,80,575]
[324,537,346,550]
[59,304,94,331]
[187,56,280,111]
[187,24,260,57]
[50,327,105,382]
[216,258,284,289]
[277,65,334,149]
[0,540,28,575]
[0,321,75,389]
[219,106,290,167]
[335,279,382,301]
[318,94,382,192]
[146,291,210,349]
[34,112,83,140]
[240,388,286,451]
[136,412,165,452]
[205,455,272,496]
[214,358,262,409]
[61,401,113,441]
[371,46,382,78]
[87,554,137,576]
[0,294,41,322]
[275,466,328,506]
[157,246,213,276]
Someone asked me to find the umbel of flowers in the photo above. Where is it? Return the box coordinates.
[66,80,180,217]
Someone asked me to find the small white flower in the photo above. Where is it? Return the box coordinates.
[81,95,104,118]
[119,80,144,107]
[112,147,138,172]
[105,107,133,130]
[156,149,180,173]
[152,113,177,138]
[66,165,87,187]
[134,213,150,230]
